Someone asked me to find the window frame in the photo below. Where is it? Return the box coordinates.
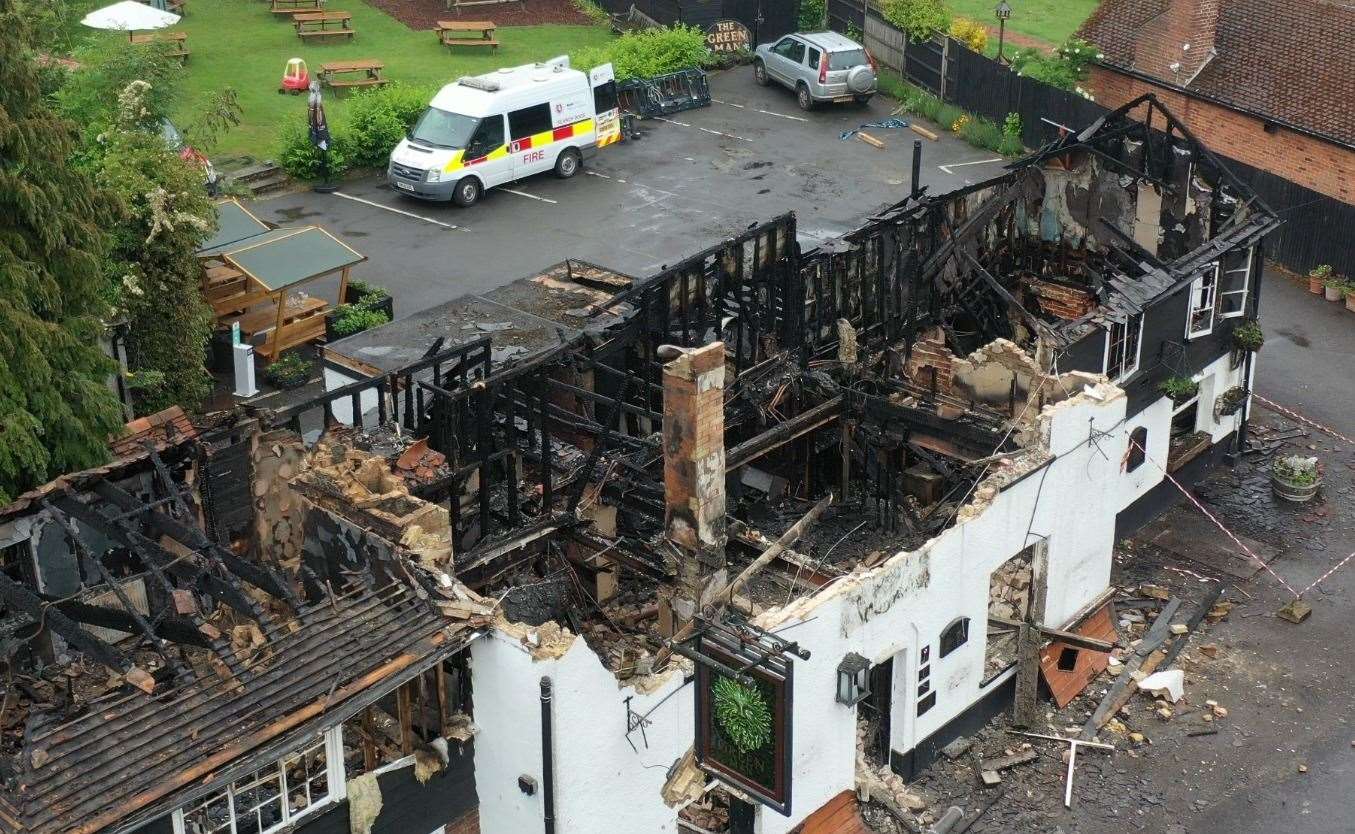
[938,617,970,658]
[771,36,798,58]
[1102,312,1144,382]
[805,46,821,68]
[171,728,345,834]
[465,114,505,158]
[1218,247,1252,319]
[1186,264,1219,338]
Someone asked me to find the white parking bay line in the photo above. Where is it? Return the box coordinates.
[586,170,628,183]
[711,98,745,108]
[334,191,460,229]
[501,188,558,204]
[937,158,1005,175]
[652,116,754,143]
[712,97,807,122]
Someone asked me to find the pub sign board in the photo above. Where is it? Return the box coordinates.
[706,19,752,54]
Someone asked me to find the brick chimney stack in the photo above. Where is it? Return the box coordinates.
[659,341,727,634]
[1135,0,1222,82]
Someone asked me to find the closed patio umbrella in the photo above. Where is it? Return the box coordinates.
[308,80,338,193]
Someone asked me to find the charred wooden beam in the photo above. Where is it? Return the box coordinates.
[725,396,843,470]
[43,598,212,649]
[0,572,131,673]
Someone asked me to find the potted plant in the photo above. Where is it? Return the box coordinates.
[1214,385,1247,417]
[1158,375,1199,405]
[1324,275,1346,302]
[1231,319,1264,352]
[342,280,394,320]
[1271,455,1321,503]
[327,303,391,340]
[1344,282,1355,314]
[264,351,313,390]
[1308,264,1331,295]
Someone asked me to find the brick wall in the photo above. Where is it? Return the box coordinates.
[1088,66,1355,205]
[1028,279,1096,321]
[904,328,955,397]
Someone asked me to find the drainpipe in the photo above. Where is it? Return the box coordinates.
[910,140,923,198]
[1233,240,1264,458]
[540,676,556,834]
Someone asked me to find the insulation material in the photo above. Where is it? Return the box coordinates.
[414,740,449,784]
[348,772,383,834]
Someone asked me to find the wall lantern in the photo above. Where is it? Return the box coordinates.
[836,652,871,706]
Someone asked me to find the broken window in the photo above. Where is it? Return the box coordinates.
[1126,427,1148,472]
[1218,248,1252,319]
[1186,265,1218,338]
[983,548,1034,682]
[174,730,342,834]
[1103,313,1143,382]
[938,618,969,658]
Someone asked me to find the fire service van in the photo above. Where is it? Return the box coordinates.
[387,56,620,206]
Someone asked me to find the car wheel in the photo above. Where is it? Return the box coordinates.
[796,83,814,111]
[554,147,581,179]
[452,176,481,207]
[754,60,769,86]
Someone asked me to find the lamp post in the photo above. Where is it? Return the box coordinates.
[995,0,1012,63]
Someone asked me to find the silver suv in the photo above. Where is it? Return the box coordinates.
[753,31,878,110]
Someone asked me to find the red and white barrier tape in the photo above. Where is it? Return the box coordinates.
[1251,393,1355,446]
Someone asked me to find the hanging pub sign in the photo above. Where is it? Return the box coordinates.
[706,19,752,54]
[693,621,796,816]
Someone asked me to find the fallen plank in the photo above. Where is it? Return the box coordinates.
[858,131,886,149]
[979,748,1036,772]
[1079,598,1181,739]
[910,123,939,141]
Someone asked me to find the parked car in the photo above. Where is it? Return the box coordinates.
[753,31,878,110]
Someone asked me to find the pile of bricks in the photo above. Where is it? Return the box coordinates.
[1028,279,1096,320]
[904,327,956,397]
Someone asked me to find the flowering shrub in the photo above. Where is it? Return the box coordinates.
[949,16,988,53]
[1010,36,1102,91]
[880,0,950,41]
[951,113,970,133]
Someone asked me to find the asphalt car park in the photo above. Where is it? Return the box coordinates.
[246,68,1010,316]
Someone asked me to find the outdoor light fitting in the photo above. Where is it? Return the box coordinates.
[836,652,871,706]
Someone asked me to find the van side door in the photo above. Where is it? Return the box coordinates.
[462,114,509,188]
[508,102,556,179]
[590,63,620,148]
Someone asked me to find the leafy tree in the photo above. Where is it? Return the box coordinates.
[98,79,216,413]
[880,0,950,42]
[0,1,125,502]
[56,38,180,162]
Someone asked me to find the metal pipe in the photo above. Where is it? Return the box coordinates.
[540,676,556,834]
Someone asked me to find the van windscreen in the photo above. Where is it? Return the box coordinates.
[410,108,479,149]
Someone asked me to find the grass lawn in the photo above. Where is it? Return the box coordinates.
[82,0,614,158]
[946,0,1099,48]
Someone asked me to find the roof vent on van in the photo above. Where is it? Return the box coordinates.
[532,69,550,82]
[458,75,500,91]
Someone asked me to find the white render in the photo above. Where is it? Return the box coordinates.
[470,379,1148,834]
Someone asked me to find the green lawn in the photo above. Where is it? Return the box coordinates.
[946,0,1099,48]
[85,0,613,157]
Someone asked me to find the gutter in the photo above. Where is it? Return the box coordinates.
[540,676,556,834]
[1093,61,1355,152]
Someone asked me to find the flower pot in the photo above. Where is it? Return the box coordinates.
[1324,284,1344,302]
[1272,471,1321,503]
[1308,276,1324,294]
[1345,293,1355,313]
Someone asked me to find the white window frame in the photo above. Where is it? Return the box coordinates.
[1186,264,1219,338]
[1218,247,1253,319]
[172,728,345,834]
[1102,313,1144,383]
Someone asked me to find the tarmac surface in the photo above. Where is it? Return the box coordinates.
[244,68,1007,317]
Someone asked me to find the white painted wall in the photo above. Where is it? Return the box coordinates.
[471,629,693,834]
[469,383,1128,834]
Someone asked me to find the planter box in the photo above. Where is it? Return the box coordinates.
[1272,473,1321,503]
[1324,285,1344,302]
[1346,293,1355,313]
[326,292,394,342]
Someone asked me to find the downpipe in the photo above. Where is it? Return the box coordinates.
[541,676,556,834]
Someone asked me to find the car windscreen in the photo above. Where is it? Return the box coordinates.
[409,108,479,149]
[828,49,868,70]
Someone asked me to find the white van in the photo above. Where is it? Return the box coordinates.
[388,56,620,206]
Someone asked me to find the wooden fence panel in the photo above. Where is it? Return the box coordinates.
[863,13,904,74]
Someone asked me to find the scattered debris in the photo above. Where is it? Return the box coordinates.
[1278,598,1313,623]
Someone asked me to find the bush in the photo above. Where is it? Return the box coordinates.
[277,116,351,180]
[572,26,713,81]
[571,0,612,25]
[798,0,826,30]
[934,102,965,131]
[949,16,988,53]
[1231,320,1264,352]
[346,84,435,169]
[960,115,1002,151]
[1158,376,1199,403]
[346,279,390,302]
[264,351,313,388]
[1009,37,1100,92]
[880,0,950,42]
[998,112,1023,155]
[331,304,390,337]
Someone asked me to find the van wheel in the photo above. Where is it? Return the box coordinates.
[796,83,815,111]
[453,177,481,207]
[554,148,581,179]
[753,60,769,86]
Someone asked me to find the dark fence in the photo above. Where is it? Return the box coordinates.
[598,0,798,44]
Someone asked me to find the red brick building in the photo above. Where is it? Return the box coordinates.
[1077,0,1355,205]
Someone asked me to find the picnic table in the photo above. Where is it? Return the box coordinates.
[319,59,389,90]
[129,30,189,61]
[271,0,324,15]
[294,10,354,39]
[435,19,498,48]
[224,296,330,357]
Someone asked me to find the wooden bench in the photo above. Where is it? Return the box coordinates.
[435,19,498,48]
[129,31,189,61]
[294,11,354,39]
[320,59,389,90]
[271,0,324,15]
[226,296,330,360]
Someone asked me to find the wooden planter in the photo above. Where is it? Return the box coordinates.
[326,292,394,342]
[1272,472,1321,503]
[1345,292,1355,313]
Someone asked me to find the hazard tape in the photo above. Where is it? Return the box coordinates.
[1251,393,1355,446]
